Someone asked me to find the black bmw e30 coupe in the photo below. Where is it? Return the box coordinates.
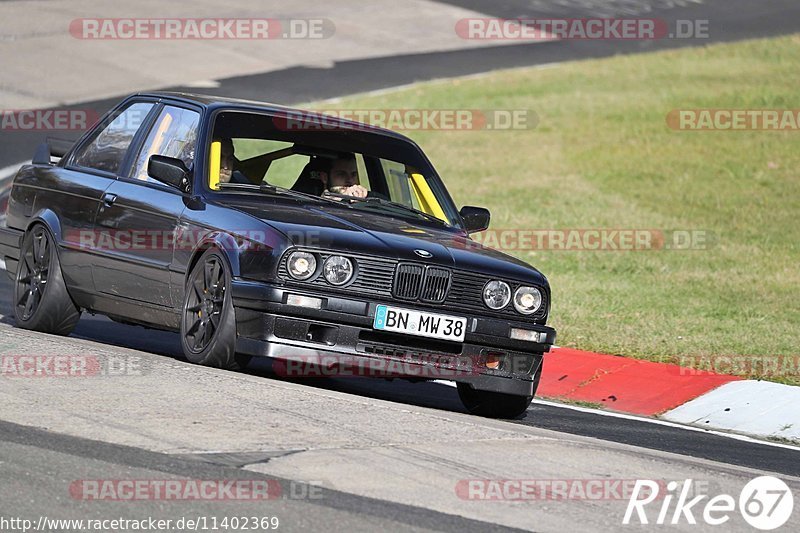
[0,92,556,418]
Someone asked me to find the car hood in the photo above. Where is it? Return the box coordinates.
[223,199,548,286]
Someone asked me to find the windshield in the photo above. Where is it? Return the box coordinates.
[207,110,461,227]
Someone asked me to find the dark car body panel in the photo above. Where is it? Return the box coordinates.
[0,91,556,396]
[217,197,548,284]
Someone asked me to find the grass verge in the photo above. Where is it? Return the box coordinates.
[307,35,800,383]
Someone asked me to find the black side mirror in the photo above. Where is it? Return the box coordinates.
[32,138,74,165]
[460,206,491,234]
[148,155,191,193]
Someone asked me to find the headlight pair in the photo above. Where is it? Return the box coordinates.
[287,251,354,286]
[482,280,542,315]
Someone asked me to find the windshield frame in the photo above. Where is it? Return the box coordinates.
[201,108,465,230]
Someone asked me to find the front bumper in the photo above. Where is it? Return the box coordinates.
[231,279,556,397]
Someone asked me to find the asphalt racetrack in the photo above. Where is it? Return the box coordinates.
[2,1,800,531]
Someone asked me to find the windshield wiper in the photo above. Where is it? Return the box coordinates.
[323,192,448,226]
[216,182,343,205]
[217,185,447,225]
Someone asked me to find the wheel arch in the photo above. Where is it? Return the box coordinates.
[185,232,241,284]
[26,209,63,244]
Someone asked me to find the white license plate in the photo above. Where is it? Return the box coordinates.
[373,305,467,342]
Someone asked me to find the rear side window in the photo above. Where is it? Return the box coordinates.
[72,102,154,174]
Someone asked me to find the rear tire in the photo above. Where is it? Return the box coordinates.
[457,360,542,419]
[13,224,80,335]
[180,249,244,370]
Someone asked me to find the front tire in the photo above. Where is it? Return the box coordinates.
[180,249,242,369]
[13,224,80,335]
[457,360,542,419]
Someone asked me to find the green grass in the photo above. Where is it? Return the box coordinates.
[549,399,605,410]
[306,35,800,382]
[766,435,800,446]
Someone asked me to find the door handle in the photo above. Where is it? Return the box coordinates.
[103,193,118,207]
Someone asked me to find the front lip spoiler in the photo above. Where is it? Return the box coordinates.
[236,324,544,397]
[231,278,557,353]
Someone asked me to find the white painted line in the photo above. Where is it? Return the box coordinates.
[0,258,5,271]
[432,380,800,451]
[184,80,222,89]
[663,380,800,441]
[0,161,28,182]
[533,398,800,451]
[316,62,566,104]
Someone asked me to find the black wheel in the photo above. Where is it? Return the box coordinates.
[13,224,80,335]
[180,249,243,369]
[457,360,542,419]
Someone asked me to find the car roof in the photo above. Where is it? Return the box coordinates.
[134,91,411,141]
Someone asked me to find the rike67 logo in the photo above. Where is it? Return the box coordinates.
[624,476,794,530]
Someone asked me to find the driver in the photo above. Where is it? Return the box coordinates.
[216,138,251,185]
[325,153,368,198]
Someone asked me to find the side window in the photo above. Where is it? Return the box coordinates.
[230,139,295,185]
[72,102,154,174]
[132,106,200,183]
[381,159,414,207]
[354,154,371,191]
[263,154,310,189]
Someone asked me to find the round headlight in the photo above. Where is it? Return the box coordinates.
[514,286,542,315]
[287,251,317,280]
[323,255,354,286]
[483,280,511,310]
